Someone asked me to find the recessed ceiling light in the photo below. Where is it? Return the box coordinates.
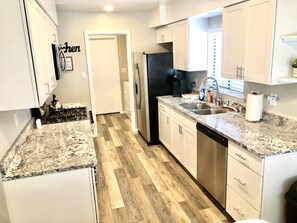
[104,5,114,11]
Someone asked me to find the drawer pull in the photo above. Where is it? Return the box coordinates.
[234,207,245,217]
[235,153,247,161]
[235,177,246,186]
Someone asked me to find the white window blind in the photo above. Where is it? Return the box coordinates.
[207,31,244,93]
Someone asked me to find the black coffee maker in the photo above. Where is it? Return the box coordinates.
[172,70,186,97]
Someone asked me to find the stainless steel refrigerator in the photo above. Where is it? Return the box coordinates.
[134,52,173,145]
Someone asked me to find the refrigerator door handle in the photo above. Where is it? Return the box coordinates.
[135,83,138,94]
[135,63,141,109]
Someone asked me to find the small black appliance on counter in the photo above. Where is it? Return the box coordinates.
[172,69,186,97]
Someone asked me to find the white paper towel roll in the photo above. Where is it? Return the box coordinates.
[245,93,263,122]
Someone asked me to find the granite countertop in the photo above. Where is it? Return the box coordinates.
[158,96,297,158]
[0,120,97,181]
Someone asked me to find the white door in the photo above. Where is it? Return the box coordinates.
[89,36,121,114]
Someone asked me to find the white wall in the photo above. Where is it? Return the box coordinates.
[0,109,31,223]
[52,11,166,108]
[245,82,297,120]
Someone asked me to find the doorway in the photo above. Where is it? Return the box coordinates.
[89,35,121,114]
[84,30,136,136]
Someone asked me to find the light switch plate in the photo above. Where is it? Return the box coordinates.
[81,72,87,79]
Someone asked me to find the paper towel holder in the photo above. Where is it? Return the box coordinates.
[245,92,263,122]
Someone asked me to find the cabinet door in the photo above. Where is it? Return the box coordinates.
[171,119,184,162]
[0,0,39,111]
[4,168,98,223]
[243,0,275,84]
[173,20,188,71]
[27,0,57,105]
[183,129,197,178]
[158,108,172,151]
[156,25,173,43]
[222,3,246,79]
[27,0,49,104]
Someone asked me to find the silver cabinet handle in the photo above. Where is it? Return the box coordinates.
[51,77,56,88]
[235,177,246,186]
[235,153,247,161]
[44,81,50,95]
[234,207,245,217]
[178,125,183,134]
[236,66,240,79]
[241,67,245,79]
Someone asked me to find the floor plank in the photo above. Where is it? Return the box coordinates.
[102,162,125,209]
[96,113,234,223]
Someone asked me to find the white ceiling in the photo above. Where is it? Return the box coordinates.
[54,0,173,12]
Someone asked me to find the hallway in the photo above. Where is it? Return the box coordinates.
[94,113,233,223]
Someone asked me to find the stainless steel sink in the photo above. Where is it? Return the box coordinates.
[193,108,228,115]
[179,102,212,110]
[179,102,228,115]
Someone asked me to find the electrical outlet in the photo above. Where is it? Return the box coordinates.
[121,67,127,73]
[267,94,278,106]
[81,72,87,79]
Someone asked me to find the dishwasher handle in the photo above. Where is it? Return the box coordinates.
[196,122,228,147]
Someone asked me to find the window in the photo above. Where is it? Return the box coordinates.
[207,30,244,95]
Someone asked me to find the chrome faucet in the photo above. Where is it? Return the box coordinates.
[198,77,223,106]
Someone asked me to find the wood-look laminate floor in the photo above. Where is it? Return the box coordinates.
[94,113,234,223]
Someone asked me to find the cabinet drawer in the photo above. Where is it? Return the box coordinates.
[228,155,262,210]
[226,185,261,221]
[228,141,264,176]
[158,102,172,114]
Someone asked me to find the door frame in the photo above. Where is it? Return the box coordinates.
[84,30,136,136]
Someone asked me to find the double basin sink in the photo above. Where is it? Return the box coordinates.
[179,102,228,115]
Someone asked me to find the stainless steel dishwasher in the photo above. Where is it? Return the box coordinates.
[196,122,228,208]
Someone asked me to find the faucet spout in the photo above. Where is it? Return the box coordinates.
[198,77,223,106]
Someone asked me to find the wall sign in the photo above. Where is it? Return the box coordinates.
[65,56,73,71]
[61,42,81,53]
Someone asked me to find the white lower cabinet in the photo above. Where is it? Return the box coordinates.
[4,168,98,223]
[171,119,184,162]
[227,185,260,220]
[227,141,297,223]
[158,101,197,178]
[158,103,172,151]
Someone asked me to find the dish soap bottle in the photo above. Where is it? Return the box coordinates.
[199,88,205,101]
[207,90,213,103]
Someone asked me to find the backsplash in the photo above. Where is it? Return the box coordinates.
[245,81,297,120]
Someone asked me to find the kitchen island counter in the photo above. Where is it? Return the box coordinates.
[158,95,297,158]
[0,120,97,181]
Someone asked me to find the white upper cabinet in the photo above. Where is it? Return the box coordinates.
[36,0,59,25]
[222,0,297,85]
[173,18,208,72]
[156,25,173,43]
[222,2,247,79]
[0,0,58,111]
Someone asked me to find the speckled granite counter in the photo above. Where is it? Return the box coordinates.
[158,96,297,158]
[0,120,97,181]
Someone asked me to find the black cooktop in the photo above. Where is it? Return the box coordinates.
[42,107,88,124]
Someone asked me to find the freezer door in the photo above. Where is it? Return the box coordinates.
[133,52,150,142]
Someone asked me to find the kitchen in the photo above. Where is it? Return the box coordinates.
[1,0,297,222]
